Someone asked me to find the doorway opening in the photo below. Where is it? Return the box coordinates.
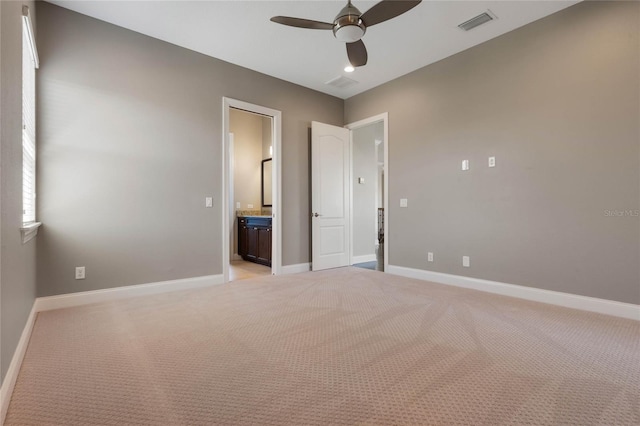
[346,113,389,273]
[222,98,282,283]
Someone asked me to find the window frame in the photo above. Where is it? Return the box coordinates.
[20,5,41,243]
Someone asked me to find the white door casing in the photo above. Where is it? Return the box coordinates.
[229,133,236,260]
[311,121,351,271]
[345,113,389,273]
[222,97,282,282]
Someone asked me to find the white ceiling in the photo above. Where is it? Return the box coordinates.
[48,0,580,99]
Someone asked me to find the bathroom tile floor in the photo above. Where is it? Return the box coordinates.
[229,260,271,281]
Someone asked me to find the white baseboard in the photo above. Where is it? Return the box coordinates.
[281,263,311,275]
[351,254,377,264]
[35,274,225,312]
[387,265,639,321]
[1,304,37,425]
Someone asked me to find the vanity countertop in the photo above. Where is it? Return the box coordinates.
[238,215,272,218]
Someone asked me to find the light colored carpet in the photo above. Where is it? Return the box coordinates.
[6,267,639,425]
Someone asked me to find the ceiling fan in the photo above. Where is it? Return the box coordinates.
[271,1,422,68]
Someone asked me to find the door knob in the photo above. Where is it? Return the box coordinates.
[312,212,321,218]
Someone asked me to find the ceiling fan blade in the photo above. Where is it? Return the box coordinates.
[270,16,334,30]
[346,39,368,67]
[361,0,422,27]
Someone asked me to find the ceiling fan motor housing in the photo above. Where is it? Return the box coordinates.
[333,2,366,43]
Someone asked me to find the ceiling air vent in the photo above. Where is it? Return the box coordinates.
[458,11,496,31]
[325,75,359,89]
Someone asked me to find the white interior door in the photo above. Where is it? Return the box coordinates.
[311,121,350,271]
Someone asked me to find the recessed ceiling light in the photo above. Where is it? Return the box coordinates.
[344,65,355,73]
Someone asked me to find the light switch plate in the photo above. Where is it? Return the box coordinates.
[400,198,408,208]
[75,266,85,280]
[358,177,365,184]
[462,256,470,267]
[462,160,470,171]
[236,202,241,209]
[428,252,434,262]
[205,197,213,208]
[488,156,496,168]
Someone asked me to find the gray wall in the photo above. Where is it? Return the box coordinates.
[29,1,640,306]
[352,123,382,258]
[36,2,343,297]
[1,0,38,384]
[345,1,639,304]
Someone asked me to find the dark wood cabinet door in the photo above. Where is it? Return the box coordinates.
[246,226,259,261]
[238,223,248,257]
[257,228,272,266]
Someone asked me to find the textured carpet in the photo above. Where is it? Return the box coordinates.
[6,267,640,425]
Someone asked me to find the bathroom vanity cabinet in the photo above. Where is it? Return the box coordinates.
[238,216,272,267]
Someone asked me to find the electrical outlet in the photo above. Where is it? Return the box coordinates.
[75,266,86,280]
[400,198,408,208]
[462,160,470,171]
[462,256,470,267]
[427,252,434,262]
[205,197,213,208]
[247,204,253,209]
[488,156,496,168]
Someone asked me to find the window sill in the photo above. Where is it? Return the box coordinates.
[20,222,42,244]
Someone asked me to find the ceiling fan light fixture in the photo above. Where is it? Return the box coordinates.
[333,23,366,43]
[344,65,355,73]
[333,3,366,43]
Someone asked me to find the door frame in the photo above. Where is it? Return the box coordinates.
[222,97,282,282]
[345,113,389,272]
[228,132,238,261]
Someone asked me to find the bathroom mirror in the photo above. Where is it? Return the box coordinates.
[262,158,272,207]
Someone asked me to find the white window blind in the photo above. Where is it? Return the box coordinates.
[22,7,38,224]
